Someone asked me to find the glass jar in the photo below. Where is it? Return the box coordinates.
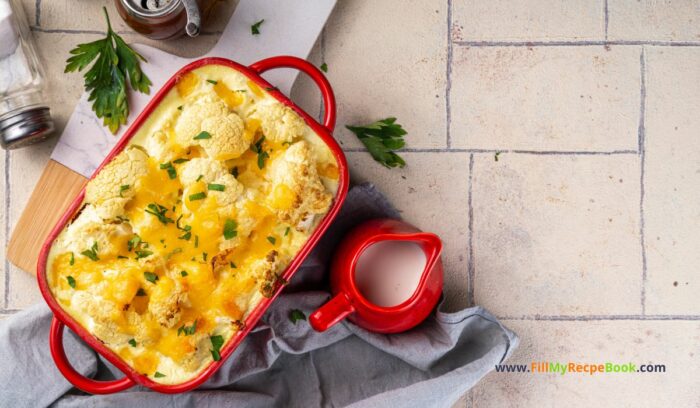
[0,0,54,149]
[114,0,203,40]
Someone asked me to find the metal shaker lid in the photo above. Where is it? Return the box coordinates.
[0,106,55,149]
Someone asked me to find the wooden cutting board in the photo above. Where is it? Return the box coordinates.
[7,0,336,275]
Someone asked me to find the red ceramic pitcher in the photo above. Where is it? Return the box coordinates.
[310,219,443,333]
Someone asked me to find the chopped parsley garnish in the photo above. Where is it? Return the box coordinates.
[159,162,177,179]
[193,131,211,140]
[284,227,290,236]
[177,105,183,111]
[346,117,407,168]
[135,250,153,259]
[145,203,174,224]
[64,7,151,134]
[127,234,142,252]
[494,151,502,162]
[202,252,208,262]
[194,235,199,248]
[67,276,76,288]
[206,79,217,85]
[196,174,204,182]
[144,271,158,283]
[320,62,328,72]
[264,86,277,92]
[165,248,182,259]
[154,371,166,378]
[230,166,239,178]
[81,242,99,261]
[210,335,224,361]
[288,309,306,324]
[117,255,128,259]
[207,183,225,192]
[69,252,75,266]
[179,230,192,241]
[189,192,206,201]
[267,236,276,245]
[230,262,236,269]
[181,270,188,277]
[119,184,130,197]
[128,338,137,347]
[251,19,264,35]
[223,219,238,240]
[136,288,147,296]
[177,320,197,336]
[176,215,192,240]
[173,158,189,164]
[250,136,269,169]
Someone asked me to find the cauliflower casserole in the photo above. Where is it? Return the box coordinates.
[46,64,340,384]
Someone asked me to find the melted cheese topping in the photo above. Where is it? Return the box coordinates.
[47,64,339,385]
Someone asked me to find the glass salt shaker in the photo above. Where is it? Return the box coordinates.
[0,0,54,149]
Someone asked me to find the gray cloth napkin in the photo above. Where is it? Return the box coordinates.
[0,183,518,408]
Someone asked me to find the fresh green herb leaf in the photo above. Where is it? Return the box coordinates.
[81,242,100,261]
[145,203,174,224]
[206,79,217,85]
[67,276,76,288]
[267,236,276,245]
[166,247,182,260]
[117,255,128,259]
[210,335,224,361]
[202,252,208,262]
[119,184,130,197]
[230,262,236,269]
[284,227,290,236]
[250,136,269,169]
[177,105,183,111]
[159,162,177,179]
[127,234,142,252]
[64,7,151,133]
[196,174,204,182]
[136,288,147,296]
[194,131,211,140]
[128,338,137,347]
[189,192,206,201]
[154,371,166,378]
[288,309,306,324]
[181,270,188,277]
[223,219,238,240]
[207,183,225,192]
[320,62,328,72]
[346,118,407,168]
[179,231,192,241]
[144,271,158,283]
[69,252,75,266]
[177,320,197,336]
[173,158,189,164]
[251,19,264,35]
[494,151,501,162]
[135,250,153,259]
[230,166,239,178]
[194,235,199,248]
[264,87,277,92]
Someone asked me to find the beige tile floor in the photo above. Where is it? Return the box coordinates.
[2,0,699,406]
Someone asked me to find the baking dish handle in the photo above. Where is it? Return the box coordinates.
[249,56,336,132]
[50,318,135,394]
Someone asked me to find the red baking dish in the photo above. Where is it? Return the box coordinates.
[36,56,348,394]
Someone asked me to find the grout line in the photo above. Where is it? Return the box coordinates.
[638,47,648,315]
[0,309,22,314]
[342,147,638,155]
[604,0,609,40]
[467,154,475,307]
[453,40,700,47]
[445,0,453,148]
[35,0,41,26]
[4,152,10,309]
[499,314,700,321]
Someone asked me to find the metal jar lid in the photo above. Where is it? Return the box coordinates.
[0,106,55,149]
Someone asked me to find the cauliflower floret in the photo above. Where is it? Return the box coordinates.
[74,292,130,345]
[148,276,186,328]
[60,205,131,257]
[179,158,244,218]
[85,147,149,220]
[143,130,176,163]
[174,94,248,160]
[266,141,332,229]
[249,250,285,298]
[248,102,305,143]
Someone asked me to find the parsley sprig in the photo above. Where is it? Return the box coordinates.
[64,7,151,133]
[346,118,407,168]
[145,203,174,224]
[250,136,269,169]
